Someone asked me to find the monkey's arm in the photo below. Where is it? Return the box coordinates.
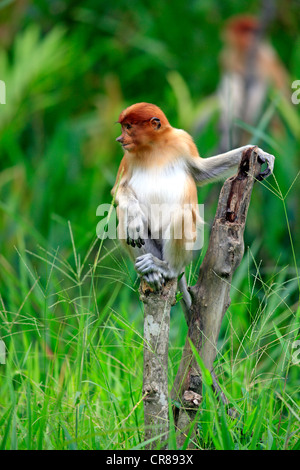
[186,145,275,185]
[116,184,147,249]
[112,158,146,249]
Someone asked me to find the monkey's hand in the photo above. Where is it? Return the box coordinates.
[126,203,146,248]
[255,148,275,181]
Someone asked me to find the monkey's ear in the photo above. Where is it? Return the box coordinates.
[150,117,161,130]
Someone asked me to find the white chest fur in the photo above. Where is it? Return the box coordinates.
[129,163,187,207]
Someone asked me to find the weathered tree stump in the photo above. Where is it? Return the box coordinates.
[172,146,263,447]
[140,278,177,448]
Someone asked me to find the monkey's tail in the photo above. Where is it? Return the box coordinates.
[178,274,192,325]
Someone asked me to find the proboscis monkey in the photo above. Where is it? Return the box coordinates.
[218,15,289,150]
[112,102,274,291]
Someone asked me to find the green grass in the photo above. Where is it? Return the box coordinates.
[0,235,144,450]
[0,206,299,449]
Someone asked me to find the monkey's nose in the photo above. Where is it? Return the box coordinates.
[116,135,123,143]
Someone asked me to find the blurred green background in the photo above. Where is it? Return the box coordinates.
[0,0,300,450]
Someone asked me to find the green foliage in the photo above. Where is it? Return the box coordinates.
[0,0,300,450]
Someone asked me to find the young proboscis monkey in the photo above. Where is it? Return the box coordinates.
[112,102,274,291]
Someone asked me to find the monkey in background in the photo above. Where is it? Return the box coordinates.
[217,15,290,151]
[112,102,274,292]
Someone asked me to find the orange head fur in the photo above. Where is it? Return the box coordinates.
[116,102,171,154]
[118,102,170,127]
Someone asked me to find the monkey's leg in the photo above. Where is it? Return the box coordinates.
[121,231,166,291]
[134,218,182,281]
[135,241,166,291]
[118,200,167,290]
[135,206,196,283]
[163,206,196,278]
[178,274,192,323]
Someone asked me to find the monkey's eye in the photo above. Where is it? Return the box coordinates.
[124,123,132,130]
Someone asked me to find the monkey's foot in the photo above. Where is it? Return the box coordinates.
[135,253,167,291]
[135,253,177,291]
[142,272,164,291]
[135,253,167,276]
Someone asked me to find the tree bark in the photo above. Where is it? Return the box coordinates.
[140,278,177,449]
[172,146,263,447]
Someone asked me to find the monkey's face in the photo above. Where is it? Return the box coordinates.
[116,118,162,153]
[116,123,139,152]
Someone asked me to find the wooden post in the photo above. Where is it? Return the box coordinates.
[140,278,177,449]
